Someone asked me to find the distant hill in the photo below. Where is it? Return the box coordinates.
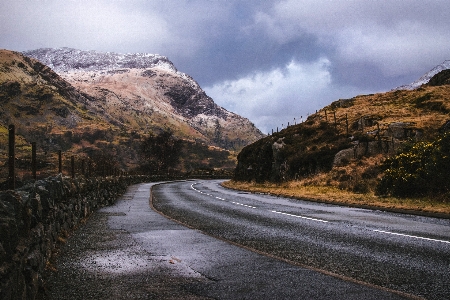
[0,49,264,182]
[235,68,450,194]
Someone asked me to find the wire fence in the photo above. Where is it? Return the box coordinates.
[1,124,128,190]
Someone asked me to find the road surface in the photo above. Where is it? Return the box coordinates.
[151,180,450,299]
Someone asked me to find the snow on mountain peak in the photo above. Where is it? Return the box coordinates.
[394,60,450,91]
[23,47,177,73]
[23,47,201,90]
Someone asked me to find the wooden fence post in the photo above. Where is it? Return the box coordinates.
[377,123,382,150]
[86,159,90,178]
[81,159,85,177]
[71,155,75,179]
[8,124,15,190]
[345,114,349,136]
[32,142,37,180]
[58,150,62,174]
[333,111,337,130]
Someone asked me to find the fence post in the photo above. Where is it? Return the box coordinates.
[58,150,62,174]
[71,156,75,179]
[8,124,15,190]
[345,114,349,136]
[333,111,337,130]
[81,159,85,177]
[32,142,37,180]
[377,123,382,150]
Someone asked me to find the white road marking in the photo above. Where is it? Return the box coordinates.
[372,229,450,244]
[192,183,450,244]
[231,202,256,209]
[191,184,256,208]
[271,210,329,223]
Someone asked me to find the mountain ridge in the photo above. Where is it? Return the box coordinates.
[394,60,450,91]
[23,48,264,150]
[0,48,263,181]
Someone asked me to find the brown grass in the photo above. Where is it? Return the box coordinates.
[222,178,450,217]
[225,85,450,217]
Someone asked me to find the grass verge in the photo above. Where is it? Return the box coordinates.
[222,180,450,218]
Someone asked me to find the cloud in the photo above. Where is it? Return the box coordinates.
[257,0,450,82]
[0,0,172,52]
[1,0,450,133]
[205,58,368,134]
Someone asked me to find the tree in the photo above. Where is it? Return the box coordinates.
[140,130,183,174]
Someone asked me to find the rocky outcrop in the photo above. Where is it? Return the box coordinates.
[333,121,424,166]
[427,69,450,86]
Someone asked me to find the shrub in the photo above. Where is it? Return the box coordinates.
[377,132,450,198]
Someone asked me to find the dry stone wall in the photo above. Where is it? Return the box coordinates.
[0,174,158,300]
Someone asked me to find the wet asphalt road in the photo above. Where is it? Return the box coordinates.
[151,180,450,299]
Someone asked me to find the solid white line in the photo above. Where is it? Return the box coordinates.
[271,210,328,223]
[372,229,450,244]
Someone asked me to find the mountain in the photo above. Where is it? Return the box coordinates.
[23,48,264,150]
[0,48,263,182]
[394,60,450,90]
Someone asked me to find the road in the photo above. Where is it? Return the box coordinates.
[151,180,450,299]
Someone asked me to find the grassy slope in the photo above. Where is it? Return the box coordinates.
[230,83,450,216]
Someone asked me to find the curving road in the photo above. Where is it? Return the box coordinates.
[152,180,450,299]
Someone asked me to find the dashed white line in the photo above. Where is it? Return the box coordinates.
[192,183,450,243]
[231,202,256,209]
[192,183,256,208]
[271,210,329,223]
[372,229,450,244]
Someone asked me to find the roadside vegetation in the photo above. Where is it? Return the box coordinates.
[222,176,450,216]
[228,71,450,217]
[226,133,450,216]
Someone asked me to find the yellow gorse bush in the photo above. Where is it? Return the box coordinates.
[377,132,450,198]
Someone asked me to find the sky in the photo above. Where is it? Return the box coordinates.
[1,0,450,134]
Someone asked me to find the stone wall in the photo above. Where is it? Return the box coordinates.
[0,174,158,300]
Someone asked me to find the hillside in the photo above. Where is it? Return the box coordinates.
[234,70,450,196]
[23,48,264,150]
[0,49,263,183]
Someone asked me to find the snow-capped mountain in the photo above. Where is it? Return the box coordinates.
[23,48,198,88]
[394,60,450,90]
[23,48,264,150]
[24,47,172,71]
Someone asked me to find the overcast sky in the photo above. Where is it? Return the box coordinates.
[1,0,449,133]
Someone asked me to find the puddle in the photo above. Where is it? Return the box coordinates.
[79,249,204,278]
